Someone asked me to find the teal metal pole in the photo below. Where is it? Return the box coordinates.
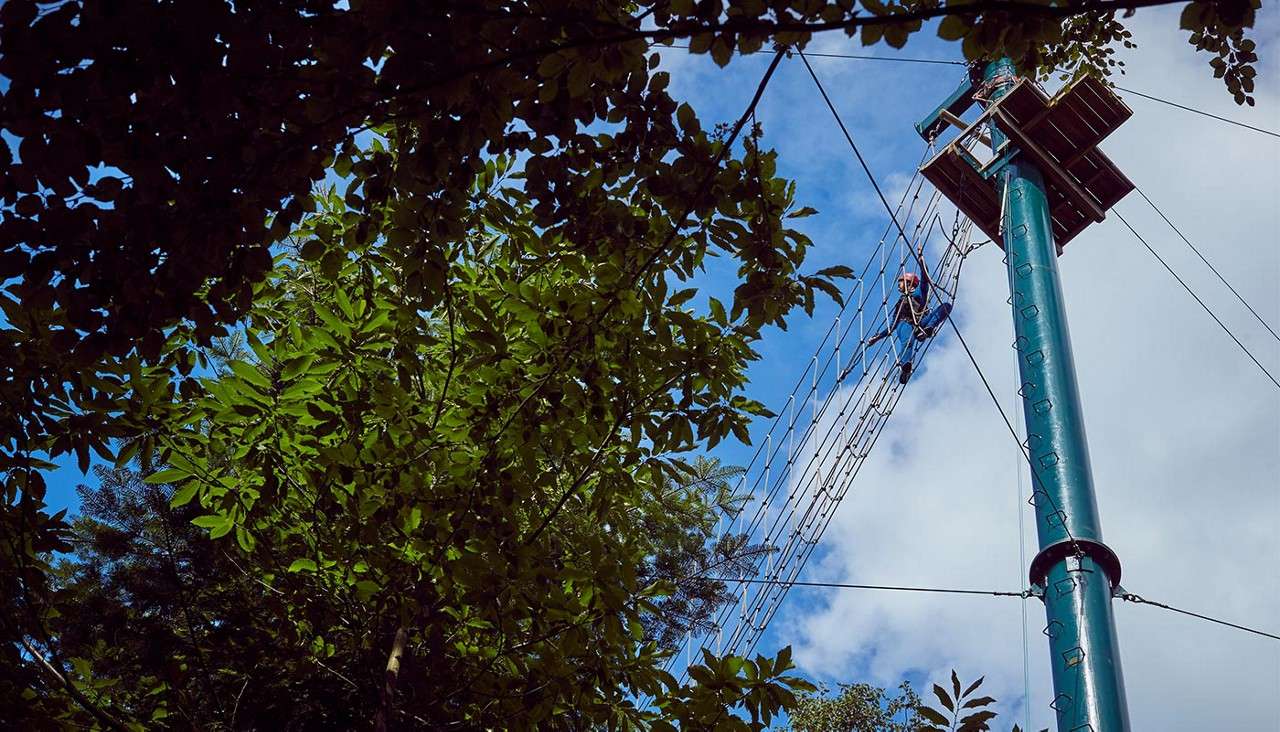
[983,58,1131,732]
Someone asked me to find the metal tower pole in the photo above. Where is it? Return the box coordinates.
[983,57,1132,732]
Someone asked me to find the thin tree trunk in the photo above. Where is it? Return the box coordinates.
[373,624,408,732]
[21,637,131,732]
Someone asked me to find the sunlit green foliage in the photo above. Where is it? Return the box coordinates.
[9,145,826,725]
[787,679,923,731]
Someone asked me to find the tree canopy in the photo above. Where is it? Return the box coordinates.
[786,680,922,731]
[0,0,1260,486]
[7,144,828,726]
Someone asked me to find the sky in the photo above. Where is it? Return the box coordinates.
[651,5,1280,730]
[30,4,1279,729]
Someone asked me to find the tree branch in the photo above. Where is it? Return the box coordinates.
[19,638,131,732]
[430,285,459,432]
[373,624,409,732]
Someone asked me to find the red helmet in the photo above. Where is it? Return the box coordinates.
[898,272,920,288]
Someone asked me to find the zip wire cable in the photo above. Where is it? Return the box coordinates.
[1114,209,1280,390]
[944,316,1088,556]
[708,577,1031,598]
[1113,85,1280,139]
[1119,592,1280,642]
[1131,184,1280,344]
[792,50,963,65]
[798,50,925,272]
[658,43,964,66]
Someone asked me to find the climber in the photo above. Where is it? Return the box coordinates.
[867,263,952,385]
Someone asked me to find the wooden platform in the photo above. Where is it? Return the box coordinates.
[920,76,1134,250]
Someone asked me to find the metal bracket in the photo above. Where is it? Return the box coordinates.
[979,142,1020,179]
[1062,646,1086,668]
[1050,693,1073,713]
[1029,538,1123,591]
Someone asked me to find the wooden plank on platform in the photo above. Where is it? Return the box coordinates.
[992,107,1106,222]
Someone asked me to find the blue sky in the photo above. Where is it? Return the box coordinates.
[30,5,1280,729]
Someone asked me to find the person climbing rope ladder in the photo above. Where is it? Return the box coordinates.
[867,259,952,385]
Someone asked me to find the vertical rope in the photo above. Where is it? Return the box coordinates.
[1015,377,1033,732]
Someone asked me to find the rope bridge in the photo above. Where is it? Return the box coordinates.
[659,159,980,682]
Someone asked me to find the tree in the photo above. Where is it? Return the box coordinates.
[916,670,1042,732]
[25,466,363,729]
[788,671,1041,732]
[637,455,772,650]
[19,458,789,729]
[8,160,822,727]
[787,680,923,731]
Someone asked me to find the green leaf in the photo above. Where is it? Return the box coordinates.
[774,645,792,671]
[300,239,325,261]
[114,438,141,469]
[669,288,698,307]
[1179,2,1202,30]
[938,15,969,42]
[228,360,271,391]
[676,103,699,135]
[235,525,256,552]
[884,23,908,49]
[918,706,950,726]
[709,36,733,67]
[288,559,318,573]
[170,483,198,507]
[932,683,955,712]
[709,297,728,326]
[815,265,853,279]
[538,52,568,78]
[281,354,317,380]
[191,515,225,529]
[958,709,998,732]
[144,468,189,485]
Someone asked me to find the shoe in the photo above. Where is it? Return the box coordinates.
[898,362,913,384]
